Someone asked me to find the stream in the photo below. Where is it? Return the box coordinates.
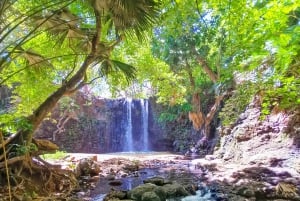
[86,152,216,201]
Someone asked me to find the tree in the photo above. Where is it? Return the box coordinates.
[152,0,226,141]
[0,0,161,194]
[151,0,299,149]
[206,0,300,114]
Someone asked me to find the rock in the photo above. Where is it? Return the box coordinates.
[143,176,165,186]
[128,183,166,201]
[127,183,157,200]
[184,184,198,195]
[205,155,216,160]
[106,174,116,181]
[75,158,101,177]
[236,186,255,197]
[103,190,127,201]
[141,192,161,201]
[109,180,123,186]
[234,127,252,142]
[123,164,139,173]
[161,183,189,198]
[76,191,86,198]
[269,158,285,167]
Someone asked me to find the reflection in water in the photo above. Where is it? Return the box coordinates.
[90,168,160,197]
[91,167,214,201]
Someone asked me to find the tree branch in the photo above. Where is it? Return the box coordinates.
[185,58,196,92]
[192,46,218,83]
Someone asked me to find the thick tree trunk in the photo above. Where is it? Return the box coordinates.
[188,47,224,139]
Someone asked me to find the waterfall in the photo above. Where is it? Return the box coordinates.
[141,99,149,151]
[122,98,150,152]
[124,98,133,151]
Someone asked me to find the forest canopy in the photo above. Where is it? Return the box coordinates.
[0,0,299,157]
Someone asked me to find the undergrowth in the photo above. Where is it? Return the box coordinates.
[219,82,257,127]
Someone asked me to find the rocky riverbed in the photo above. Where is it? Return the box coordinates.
[45,151,300,201]
[42,102,300,201]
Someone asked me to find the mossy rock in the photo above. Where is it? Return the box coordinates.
[161,183,189,198]
[143,176,166,186]
[141,192,161,201]
[128,183,166,201]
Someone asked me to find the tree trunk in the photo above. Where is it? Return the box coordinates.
[188,47,224,139]
[22,55,95,145]
[17,9,103,145]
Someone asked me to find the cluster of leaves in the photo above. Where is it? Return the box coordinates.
[158,102,192,122]
[208,0,300,112]
[219,82,257,126]
[14,143,38,156]
[261,74,300,117]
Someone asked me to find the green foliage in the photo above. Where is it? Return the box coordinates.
[42,150,67,160]
[158,112,177,122]
[158,102,191,122]
[15,143,38,155]
[0,0,161,142]
[219,82,257,126]
[0,115,32,134]
[261,75,300,117]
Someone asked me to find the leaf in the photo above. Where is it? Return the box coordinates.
[15,48,53,69]
[110,60,136,82]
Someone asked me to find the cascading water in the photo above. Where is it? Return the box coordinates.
[141,99,149,151]
[124,98,133,152]
[122,98,149,152]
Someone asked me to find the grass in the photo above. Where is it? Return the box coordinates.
[42,150,67,160]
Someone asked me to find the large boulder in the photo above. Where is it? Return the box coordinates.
[141,192,161,201]
[143,176,166,186]
[161,183,189,198]
[75,158,101,177]
[127,183,166,201]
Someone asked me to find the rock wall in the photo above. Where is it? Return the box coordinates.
[215,94,300,167]
[35,93,171,153]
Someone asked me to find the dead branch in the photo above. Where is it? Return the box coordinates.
[0,156,26,168]
[0,145,12,161]
[52,110,78,141]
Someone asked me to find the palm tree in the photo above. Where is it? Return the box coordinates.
[0,0,160,178]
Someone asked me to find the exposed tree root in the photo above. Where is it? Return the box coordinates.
[0,157,78,200]
[0,138,78,200]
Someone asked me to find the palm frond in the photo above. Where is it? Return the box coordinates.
[110,60,136,82]
[34,8,87,47]
[92,0,161,41]
[97,59,136,82]
[14,48,52,69]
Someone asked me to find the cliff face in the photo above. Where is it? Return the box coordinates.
[215,94,300,168]
[35,93,171,153]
